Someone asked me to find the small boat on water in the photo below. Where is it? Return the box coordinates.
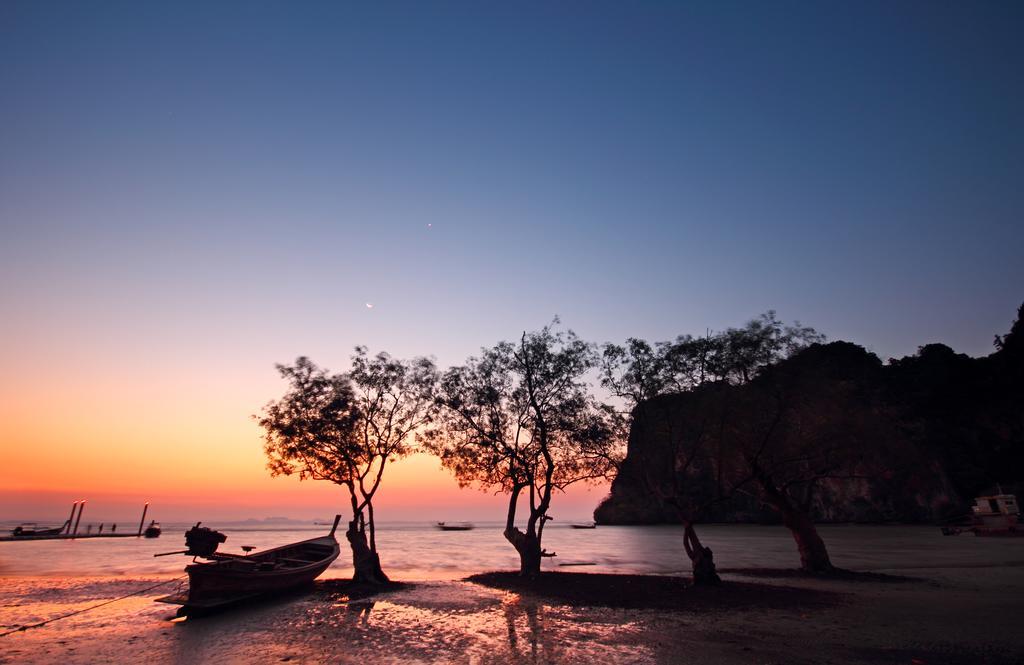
[570,522,597,529]
[941,494,1023,537]
[155,515,341,616]
[436,522,474,531]
[10,522,67,537]
[143,520,162,538]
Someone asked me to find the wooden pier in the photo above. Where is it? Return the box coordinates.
[0,532,141,542]
[1,501,160,542]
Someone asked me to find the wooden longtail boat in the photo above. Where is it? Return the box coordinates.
[436,521,474,531]
[11,522,68,537]
[156,515,341,616]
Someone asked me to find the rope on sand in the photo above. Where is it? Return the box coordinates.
[0,576,186,638]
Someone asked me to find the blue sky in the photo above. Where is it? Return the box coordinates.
[2,0,1022,369]
[2,0,1023,520]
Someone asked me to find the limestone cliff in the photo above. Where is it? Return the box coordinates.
[595,307,1024,525]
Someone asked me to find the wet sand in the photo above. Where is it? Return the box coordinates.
[1,563,1022,664]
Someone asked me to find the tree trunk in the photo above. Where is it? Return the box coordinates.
[346,520,390,584]
[762,490,834,573]
[781,507,833,573]
[683,522,721,586]
[504,527,543,577]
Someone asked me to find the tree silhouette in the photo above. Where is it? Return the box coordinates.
[706,343,891,572]
[257,350,437,584]
[428,323,619,576]
[600,312,832,575]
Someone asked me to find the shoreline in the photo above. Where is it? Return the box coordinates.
[2,562,1023,664]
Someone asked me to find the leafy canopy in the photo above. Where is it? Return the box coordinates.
[601,311,825,408]
[428,323,620,500]
[258,350,437,504]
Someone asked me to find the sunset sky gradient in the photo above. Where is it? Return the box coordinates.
[2,2,1022,522]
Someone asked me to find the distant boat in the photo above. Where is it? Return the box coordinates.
[941,494,1023,537]
[143,520,162,538]
[570,522,597,529]
[10,522,67,537]
[436,522,474,531]
[155,515,341,616]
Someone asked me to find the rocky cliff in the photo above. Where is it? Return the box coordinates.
[595,306,1024,525]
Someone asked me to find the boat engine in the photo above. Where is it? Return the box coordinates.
[184,522,227,557]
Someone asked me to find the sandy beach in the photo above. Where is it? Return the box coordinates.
[2,560,1022,665]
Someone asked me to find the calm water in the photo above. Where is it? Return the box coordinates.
[2,521,1023,580]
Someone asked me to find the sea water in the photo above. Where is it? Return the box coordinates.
[2,522,1023,580]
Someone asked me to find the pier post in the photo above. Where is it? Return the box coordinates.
[73,500,85,537]
[65,501,78,534]
[137,503,149,537]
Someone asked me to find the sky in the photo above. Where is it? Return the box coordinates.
[1,2,1022,523]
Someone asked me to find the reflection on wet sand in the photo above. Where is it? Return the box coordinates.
[343,599,374,627]
[3,568,1024,664]
[334,584,650,664]
[504,594,544,661]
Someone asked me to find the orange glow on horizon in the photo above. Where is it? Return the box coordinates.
[0,351,609,522]
[1,383,609,521]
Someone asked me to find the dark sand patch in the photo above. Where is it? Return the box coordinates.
[849,644,1023,665]
[467,570,842,610]
[717,567,921,583]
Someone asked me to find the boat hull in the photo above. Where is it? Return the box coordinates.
[158,534,340,615]
[187,554,337,599]
[973,528,1024,537]
[436,522,474,531]
[939,525,1024,537]
[12,527,64,537]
